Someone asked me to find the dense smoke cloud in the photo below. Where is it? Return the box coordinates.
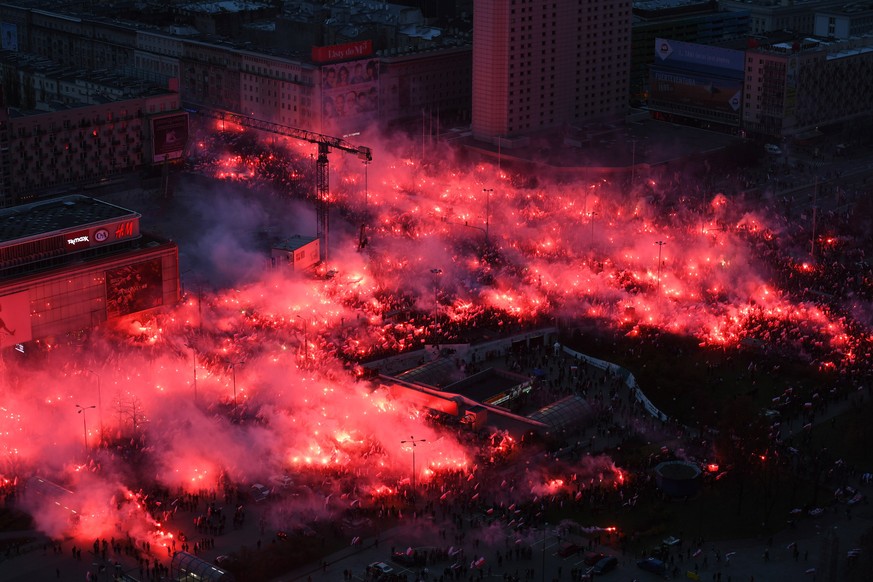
[1,117,868,552]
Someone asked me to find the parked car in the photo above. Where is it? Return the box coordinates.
[367,561,394,577]
[591,555,618,574]
[583,551,606,566]
[764,143,783,155]
[637,557,667,576]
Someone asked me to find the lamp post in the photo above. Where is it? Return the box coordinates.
[76,404,96,455]
[631,138,637,191]
[588,211,598,245]
[810,175,818,258]
[429,269,442,339]
[482,188,493,243]
[655,240,666,294]
[401,436,427,504]
[296,315,308,364]
[226,360,244,406]
[192,347,198,403]
[84,369,102,439]
[541,522,548,582]
[362,159,370,209]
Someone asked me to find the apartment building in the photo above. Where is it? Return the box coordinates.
[472,0,632,143]
[742,35,873,139]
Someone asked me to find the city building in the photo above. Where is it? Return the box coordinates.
[0,50,185,207]
[631,0,750,105]
[378,45,472,130]
[720,0,848,35]
[471,0,632,145]
[0,194,179,347]
[0,1,473,140]
[646,30,873,141]
[742,34,873,139]
[813,3,873,38]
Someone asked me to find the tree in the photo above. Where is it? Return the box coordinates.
[114,392,147,437]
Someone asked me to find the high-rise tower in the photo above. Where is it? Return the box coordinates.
[472,0,632,143]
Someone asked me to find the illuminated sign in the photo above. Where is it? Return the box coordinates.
[115,221,135,240]
[94,228,109,243]
[311,40,373,63]
[65,230,91,249]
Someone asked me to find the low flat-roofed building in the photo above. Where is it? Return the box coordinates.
[0,194,179,345]
[271,235,320,272]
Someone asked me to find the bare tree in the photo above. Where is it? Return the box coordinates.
[114,392,147,437]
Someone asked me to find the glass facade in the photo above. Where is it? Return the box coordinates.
[5,245,178,342]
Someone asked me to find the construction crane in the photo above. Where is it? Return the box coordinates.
[188,107,373,262]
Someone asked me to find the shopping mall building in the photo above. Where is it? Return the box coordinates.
[0,194,179,348]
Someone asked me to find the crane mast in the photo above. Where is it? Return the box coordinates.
[315,142,330,261]
[188,107,372,262]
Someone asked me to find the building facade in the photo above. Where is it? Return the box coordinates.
[742,35,873,139]
[0,1,473,142]
[720,0,848,35]
[472,0,631,143]
[0,51,184,207]
[379,46,472,130]
[631,0,750,105]
[0,195,179,345]
[813,4,873,38]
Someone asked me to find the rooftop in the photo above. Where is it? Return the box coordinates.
[273,235,318,252]
[0,195,140,245]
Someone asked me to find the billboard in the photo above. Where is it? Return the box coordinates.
[105,259,164,318]
[151,113,188,163]
[654,38,744,74]
[0,290,32,344]
[651,39,744,119]
[321,59,379,133]
[649,68,743,114]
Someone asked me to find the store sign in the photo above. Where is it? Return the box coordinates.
[311,40,373,63]
[94,228,110,243]
[65,230,91,249]
[115,221,135,239]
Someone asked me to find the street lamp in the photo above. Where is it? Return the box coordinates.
[482,188,493,243]
[76,404,96,455]
[400,436,427,504]
[810,175,818,258]
[429,269,442,339]
[192,347,198,403]
[588,211,598,245]
[226,360,244,406]
[84,369,102,439]
[655,240,666,294]
[541,522,548,582]
[296,315,308,364]
[362,159,370,209]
